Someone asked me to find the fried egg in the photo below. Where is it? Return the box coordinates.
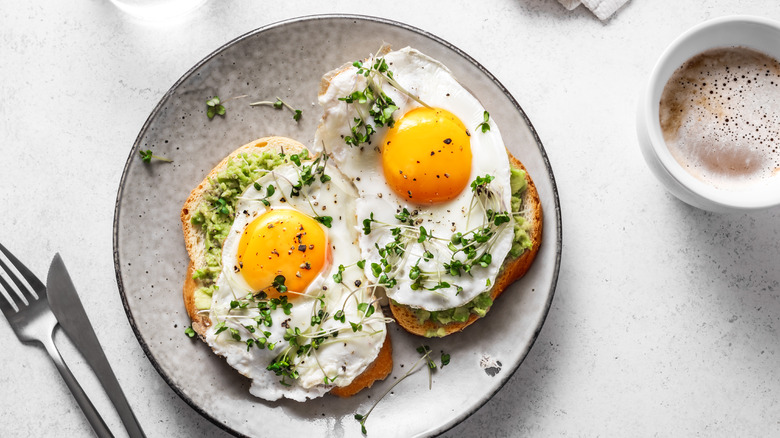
[314,47,515,312]
[204,157,387,401]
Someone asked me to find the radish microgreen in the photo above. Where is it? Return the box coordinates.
[206,96,226,119]
[362,174,511,295]
[250,96,302,122]
[139,149,171,163]
[339,53,430,147]
[354,345,451,435]
[476,110,491,133]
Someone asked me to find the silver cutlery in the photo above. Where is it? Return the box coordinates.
[47,253,146,438]
[0,243,113,438]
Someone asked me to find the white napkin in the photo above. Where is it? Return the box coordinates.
[559,0,629,20]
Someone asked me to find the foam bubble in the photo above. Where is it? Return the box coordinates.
[659,47,780,190]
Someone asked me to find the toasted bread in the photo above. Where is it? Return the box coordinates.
[180,136,392,397]
[388,152,543,337]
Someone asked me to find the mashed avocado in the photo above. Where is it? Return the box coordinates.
[410,292,494,329]
[411,166,532,332]
[190,151,288,309]
[509,167,533,257]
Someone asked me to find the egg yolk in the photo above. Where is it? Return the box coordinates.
[236,209,329,300]
[382,107,472,204]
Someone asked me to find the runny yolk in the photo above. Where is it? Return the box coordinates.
[382,107,472,204]
[236,209,329,300]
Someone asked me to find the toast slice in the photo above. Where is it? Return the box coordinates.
[180,136,392,397]
[388,152,543,337]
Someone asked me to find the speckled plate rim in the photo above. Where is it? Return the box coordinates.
[113,13,562,437]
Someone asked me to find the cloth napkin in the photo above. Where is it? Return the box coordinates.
[558,0,629,20]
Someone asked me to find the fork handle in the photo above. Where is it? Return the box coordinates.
[41,334,114,438]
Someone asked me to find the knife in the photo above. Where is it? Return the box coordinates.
[47,254,147,438]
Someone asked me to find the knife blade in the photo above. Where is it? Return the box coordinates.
[47,253,146,438]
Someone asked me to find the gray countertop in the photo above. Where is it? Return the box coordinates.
[1,0,779,436]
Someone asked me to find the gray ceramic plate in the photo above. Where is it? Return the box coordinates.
[114,14,561,438]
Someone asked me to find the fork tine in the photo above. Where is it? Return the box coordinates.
[0,256,30,305]
[0,254,33,305]
[0,243,45,299]
[0,271,20,314]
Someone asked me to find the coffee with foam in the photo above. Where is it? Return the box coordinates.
[659,47,780,190]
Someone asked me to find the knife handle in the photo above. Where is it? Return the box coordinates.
[85,345,147,438]
[42,331,114,438]
[65,327,146,438]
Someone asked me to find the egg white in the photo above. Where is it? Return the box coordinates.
[314,47,515,312]
[204,160,387,401]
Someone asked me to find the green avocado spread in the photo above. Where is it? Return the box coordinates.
[190,150,287,310]
[411,166,533,334]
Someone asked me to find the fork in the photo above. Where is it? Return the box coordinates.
[0,244,114,438]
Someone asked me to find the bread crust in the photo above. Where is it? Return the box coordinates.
[389,151,543,337]
[180,136,392,397]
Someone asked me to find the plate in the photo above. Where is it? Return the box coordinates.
[114,14,561,438]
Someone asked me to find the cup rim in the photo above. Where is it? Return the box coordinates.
[643,15,780,211]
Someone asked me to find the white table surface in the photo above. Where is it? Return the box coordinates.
[2,1,780,436]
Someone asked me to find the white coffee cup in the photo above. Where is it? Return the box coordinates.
[636,16,780,212]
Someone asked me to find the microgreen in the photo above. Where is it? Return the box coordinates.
[354,343,444,435]
[470,174,495,192]
[476,110,491,133]
[333,264,346,283]
[288,154,329,198]
[252,183,275,206]
[206,96,226,119]
[311,309,328,326]
[315,216,333,228]
[339,53,430,147]
[250,96,303,122]
[184,326,196,338]
[138,149,172,163]
[272,275,287,294]
[360,173,512,294]
[357,302,375,318]
[362,213,375,235]
[417,226,430,243]
[269,295,292,315]
[215,198,230,215]
[416,346,436,369]
[395,208,411,223]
